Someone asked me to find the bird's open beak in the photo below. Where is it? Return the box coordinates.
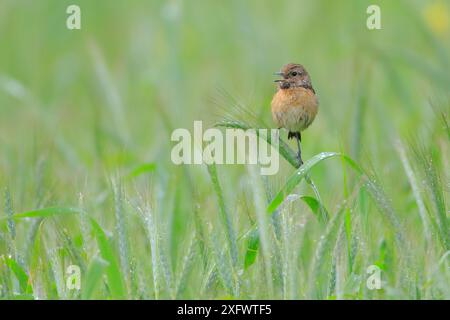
[273,71,284,82]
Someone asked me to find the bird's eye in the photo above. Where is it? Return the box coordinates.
[291,72,298,76]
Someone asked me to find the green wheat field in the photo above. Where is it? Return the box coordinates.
[0,0,449,300]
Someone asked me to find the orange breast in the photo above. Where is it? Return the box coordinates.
[271,87,318,132]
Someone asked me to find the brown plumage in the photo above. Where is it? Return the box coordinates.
[271,63,318,165]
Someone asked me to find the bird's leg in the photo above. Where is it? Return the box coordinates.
[295,132,303,166]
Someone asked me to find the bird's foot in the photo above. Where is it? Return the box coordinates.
[297,153,304,167]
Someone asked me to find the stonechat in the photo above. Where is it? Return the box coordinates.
[271,63,318,165]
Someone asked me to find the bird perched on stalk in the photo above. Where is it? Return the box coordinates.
[271,63,318,166]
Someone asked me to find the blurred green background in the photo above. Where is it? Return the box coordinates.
[0,0,448,299]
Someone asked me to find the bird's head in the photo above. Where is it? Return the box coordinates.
[274,63,312,90]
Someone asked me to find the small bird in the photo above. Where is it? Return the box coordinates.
[271,63,318,166]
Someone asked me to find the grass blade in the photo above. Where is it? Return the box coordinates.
[267,152,341,213]
[207,164,238,267]
[82,257,108,299]
[2,207,83,220]
[175,234,197,298]
[309,206,345,298]
[396,141,432,244]
[126,163,157,179]
[4,187,15,239]
[5,257,33,295]
[300,195,330,225]
[90,218,126,299]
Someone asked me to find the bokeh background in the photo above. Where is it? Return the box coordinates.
[0,0,449,299]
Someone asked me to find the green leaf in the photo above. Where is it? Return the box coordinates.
[246,151,408,270]
[300,196,330,224]
[267,152,341,214]
[243,195,329,270]
[243,152,342,270]
[5,257,33,295]
[244,228,259,269]
[1,207,83,220]
[126,162,157,179]
[90,218,126,299]
[82,257,108,299]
